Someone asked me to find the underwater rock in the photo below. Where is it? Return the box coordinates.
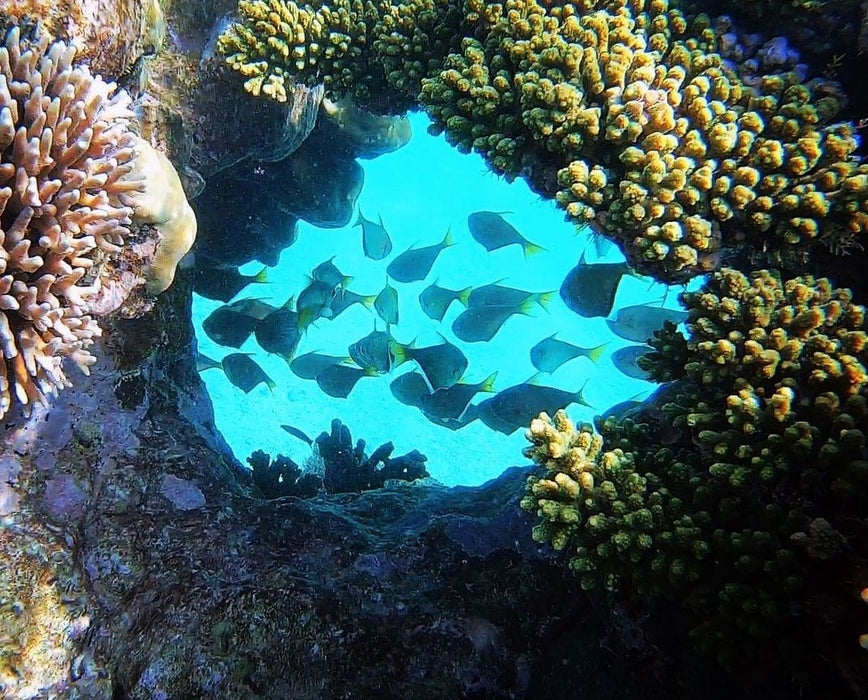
[269,125,366,227]
[141,9,324,180]
[2,0,166,79]
[192,167,300,268]
[319,95,412,159]
[0,273,843,700]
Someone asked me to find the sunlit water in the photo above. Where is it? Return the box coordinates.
[192,111,696,486]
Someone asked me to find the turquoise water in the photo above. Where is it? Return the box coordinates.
[192,111,692,486]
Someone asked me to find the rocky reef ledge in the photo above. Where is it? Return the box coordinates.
[0,279,811,699]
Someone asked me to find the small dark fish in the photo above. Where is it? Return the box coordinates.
[606,305,689,343]
[280,424,314,445]
[466,211,545,258]
[355,209,393,260]
[423,403,479,430]
[329,288,377,319]
[254,299,301,362]
[560,254,630,318]
[297,280,338,330]
[227,298,276,320]
[310,256,353,290]
[452,303,533,343]
[193,264,268,302]
[476,380,593,435]
[600,392,649,420]
[419,281,472,321]
[418,372,498,421]
[374,278,399,325]
[202,298,275,348]
[530,334,608,374]
[196,352,222,372]
[289,351,352,380]
[386,229,454,283]
[467,283,553,310]
[393,336,468,390]
[348,328,404,375]
[316,363,375,398]
[390,370,432,408]
[221,353,276,393]
[610,344,653,380]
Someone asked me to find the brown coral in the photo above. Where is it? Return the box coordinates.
[0,26,142,418]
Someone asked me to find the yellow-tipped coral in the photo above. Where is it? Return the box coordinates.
[523,270,868,670]
[220,0,868,284]
[0,26,143,418]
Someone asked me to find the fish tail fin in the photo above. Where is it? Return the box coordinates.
[443,228,455,247]
[522,241,547,259]
[354,209,364,227]
[391,341,410,367]
[360,294,377,310]
[575,378,594,409]
[456,286,473,307]
[535,291,556,311]
[252,266,269,284]
[586,342,610,365]
[342,274,355,289]
[481,371,498,393]
[265,376,277,393]
[518,297,539,317]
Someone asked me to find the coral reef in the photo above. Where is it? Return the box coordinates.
[1,0,167,79]
[315,418,430,493]
[521,268,868,683]
[0,26,143,419]
[218,0,868,284]
[248,448,322,497]
[247,420,430,498]
[120,136,197,294]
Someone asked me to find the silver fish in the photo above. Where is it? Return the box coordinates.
[419,281,471,321]
[606,305,688,343]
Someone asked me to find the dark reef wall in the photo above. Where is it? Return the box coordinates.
[0,276,757,699]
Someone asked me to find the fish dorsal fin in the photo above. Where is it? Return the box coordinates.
[526,371,543,386]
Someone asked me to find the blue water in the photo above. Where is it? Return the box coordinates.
[192,111,692,486]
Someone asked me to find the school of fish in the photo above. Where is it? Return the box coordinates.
[196,210,688,436]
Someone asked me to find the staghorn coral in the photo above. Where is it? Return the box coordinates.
[219,0,868,284]
[522,269,868,672]
[0,26,144,419]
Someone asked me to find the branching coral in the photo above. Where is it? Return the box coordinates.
[220,0,868,284]
[0,25,145,419]
[522,269,868,671]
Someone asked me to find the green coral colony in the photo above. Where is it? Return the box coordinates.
[218,0,867,281]
[215,0,868,676]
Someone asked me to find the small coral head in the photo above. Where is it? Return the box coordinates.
[0,25,140,418]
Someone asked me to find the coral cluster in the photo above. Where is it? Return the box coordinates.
[0,26,143,419]
[248,419,430,498]
[522,268,868,668]
[219,0,868,284]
